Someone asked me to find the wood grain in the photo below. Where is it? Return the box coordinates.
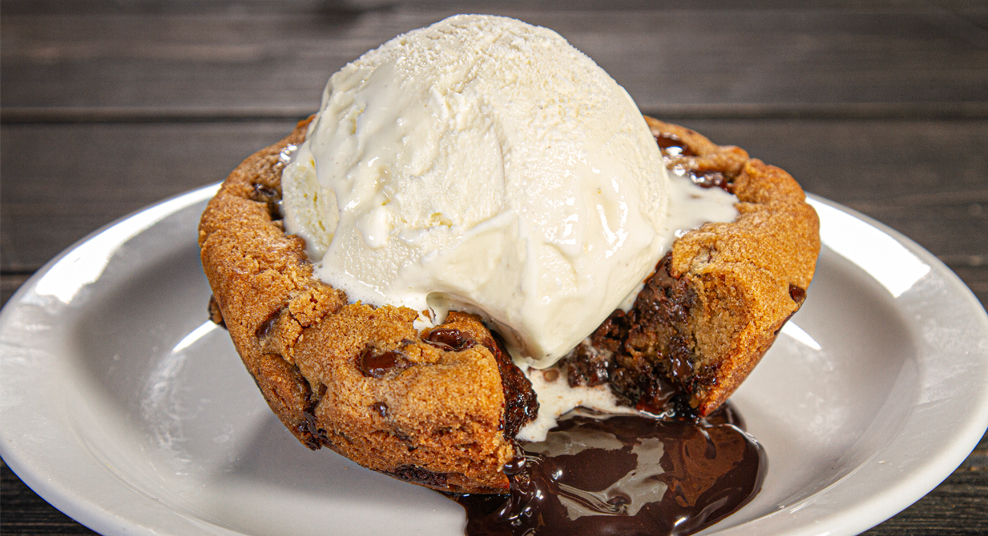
[3,2,987,114]
[1,459,98,535]
[0,121,298,271]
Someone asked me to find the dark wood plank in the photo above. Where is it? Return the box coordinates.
[3,2,987,114]
[0,120,298,272]
[671,119,988,264]
[0,274,31,307]
[949,265,988,308]
[865,431,988,534]
[0,459,97,535]
[4,119,985,272]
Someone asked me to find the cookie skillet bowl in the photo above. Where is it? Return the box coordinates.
[196,117,819,495]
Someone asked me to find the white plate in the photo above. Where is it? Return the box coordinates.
[2,186,987,536]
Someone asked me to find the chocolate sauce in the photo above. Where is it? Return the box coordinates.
[450,404,765,536]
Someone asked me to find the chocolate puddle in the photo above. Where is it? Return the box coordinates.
[447,404,765,536]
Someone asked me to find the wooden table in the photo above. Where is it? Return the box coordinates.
[2,1,986,534]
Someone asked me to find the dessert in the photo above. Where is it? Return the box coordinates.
[198,13,819,530]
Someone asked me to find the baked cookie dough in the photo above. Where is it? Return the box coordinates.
[198,117,819,493]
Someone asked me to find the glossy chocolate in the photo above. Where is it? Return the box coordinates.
[358,346,409,379]
[451,404,765,536]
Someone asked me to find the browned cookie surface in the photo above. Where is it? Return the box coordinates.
[579,118,820,416]
[198,116,819,493]
[198,118,534,494]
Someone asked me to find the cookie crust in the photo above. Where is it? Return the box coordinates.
[657,118,820,415]
[199,118,533,494]
[198,116,819,493]
[579,118,820,417]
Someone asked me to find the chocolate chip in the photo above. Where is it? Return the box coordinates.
[388,465,448,488]
[256,311,279,339]
[249,183,282,221]
[789,284,807,304]
[296,379,332,450]
[425,328,476,351]
[359,346,409,379]
[654,132,698,157]
[207,295,226,328]
[371,402,389,418]
[249,183,279,202]
[565,344,610,388]
[689,170,731,192]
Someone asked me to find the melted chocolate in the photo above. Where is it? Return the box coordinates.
[389,464,449,488]
[451,405,765,536]
[688,170,730,192]
[426,328,477,351]
[425,327,539,438]
[789,284,807,304]
[653,132,733,194]
[482,334,540,439]
[579,253,704,416]
[655,133,698,157]
[358,346,409,379]
[249,182,283,221]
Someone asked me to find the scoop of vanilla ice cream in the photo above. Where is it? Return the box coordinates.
[281,14,671,367]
